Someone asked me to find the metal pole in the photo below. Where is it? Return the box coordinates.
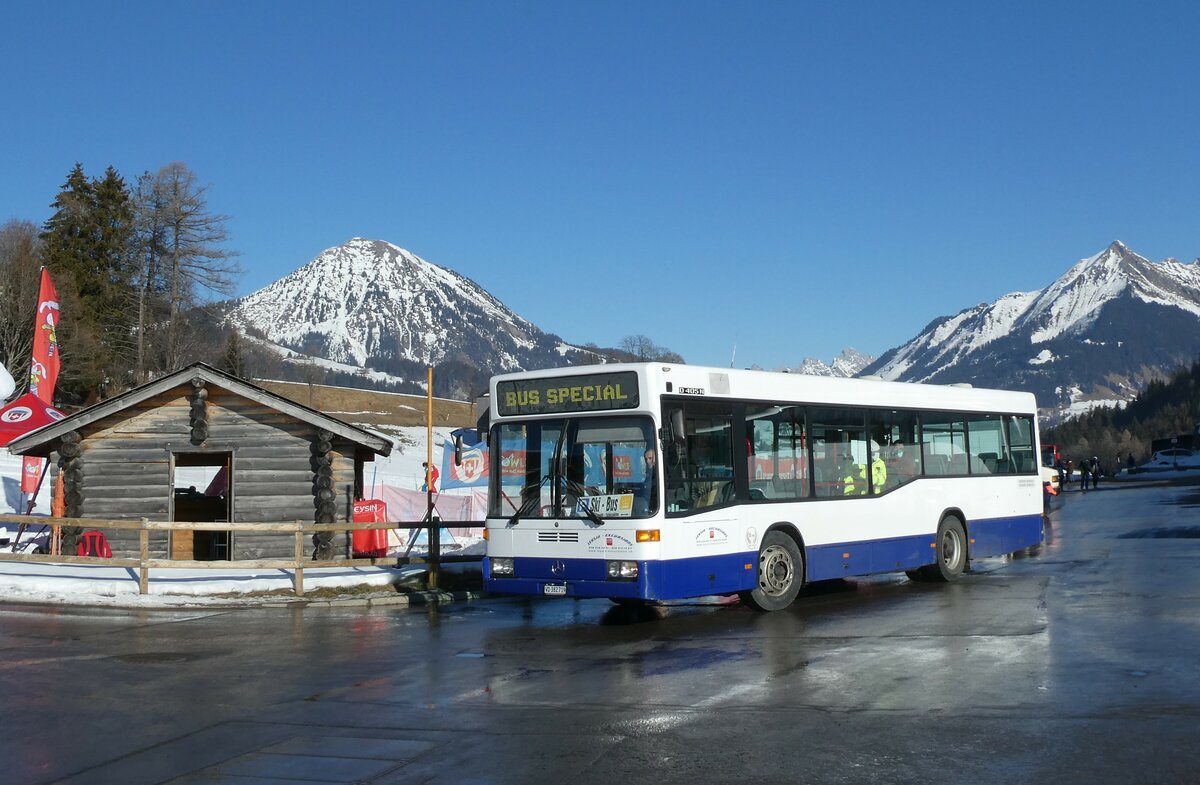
[427,366,439,590]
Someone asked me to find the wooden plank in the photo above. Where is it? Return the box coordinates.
[170,529,194,560]
[231,481,313,498]
[142,520,302,532]
[231,457,313,472]
[80,448,175,463]
[0,513,445,531]
[232,469,315,483]
[84,502,170,517]
[294,531,304,595]
[139,530,150,593]
[77,486,171,501]
[80,462,171,477]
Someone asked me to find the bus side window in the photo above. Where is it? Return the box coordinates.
[666,400,734,511]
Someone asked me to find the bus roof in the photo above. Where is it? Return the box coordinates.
[489,362,1038,417]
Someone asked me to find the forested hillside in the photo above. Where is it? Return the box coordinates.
[1,163,680,409]
[1044,357,1200,467]
[1,162,242,406]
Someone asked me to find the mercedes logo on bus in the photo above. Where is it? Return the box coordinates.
[550,560,566,576]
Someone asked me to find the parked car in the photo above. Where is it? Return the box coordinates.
[1138,448,1200,472]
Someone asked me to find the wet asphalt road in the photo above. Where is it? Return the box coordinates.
[2,477,1199,785]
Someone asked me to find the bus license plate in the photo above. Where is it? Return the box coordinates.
[543,583,567,596]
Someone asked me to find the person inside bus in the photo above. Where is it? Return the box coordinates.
[887,441,920,488]
[634,448,658,514]
[843,443,887,495]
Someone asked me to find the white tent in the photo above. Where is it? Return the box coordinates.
[0,362,14,401]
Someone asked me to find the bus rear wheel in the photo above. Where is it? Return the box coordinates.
[740,531,803,612]
[909,515,967,582]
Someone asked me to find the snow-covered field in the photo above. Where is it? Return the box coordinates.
[0,425,485,602]
[0,560,432,607]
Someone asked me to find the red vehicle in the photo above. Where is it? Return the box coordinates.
[1041,443,1059,468]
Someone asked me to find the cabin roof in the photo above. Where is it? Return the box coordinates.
[6,363,393,457]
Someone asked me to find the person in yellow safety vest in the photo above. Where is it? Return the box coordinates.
[842,444,887,495]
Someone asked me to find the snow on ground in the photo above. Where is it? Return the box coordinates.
[1,425,485,605]
[0,560,431,607]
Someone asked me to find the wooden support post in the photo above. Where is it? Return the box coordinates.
[293,527,304,595]
[139,523,150,595]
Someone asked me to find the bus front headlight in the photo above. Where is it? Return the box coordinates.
[491,557,514,577]
[606,560,638,580]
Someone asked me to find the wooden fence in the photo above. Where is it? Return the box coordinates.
[0,513,479,596]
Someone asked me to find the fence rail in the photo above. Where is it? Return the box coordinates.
[0,513,481,596]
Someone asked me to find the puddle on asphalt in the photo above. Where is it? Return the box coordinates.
[1118,527,1200,539]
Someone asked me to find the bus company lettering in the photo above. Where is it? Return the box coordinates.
[695,527,729,547]
[587,532,633,553]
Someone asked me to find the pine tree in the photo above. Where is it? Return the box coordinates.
[133,162,241,374]
[218,329,246,379]
[41,164,138,402]
[0,220,44,387]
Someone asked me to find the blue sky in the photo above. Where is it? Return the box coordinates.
[5,2,1198,370]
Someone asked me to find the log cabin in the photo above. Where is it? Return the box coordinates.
[6,363,393,560]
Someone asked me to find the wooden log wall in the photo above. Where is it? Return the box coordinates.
[63,381,367,561]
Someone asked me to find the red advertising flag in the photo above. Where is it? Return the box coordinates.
[21,268,61,494]
[29,267,61,404]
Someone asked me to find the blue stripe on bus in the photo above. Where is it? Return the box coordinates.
[484,513,1044,601]
[964,513,1044,558]
[805,535,932,581]
[485,554,754,601]
[805,513,1044,580]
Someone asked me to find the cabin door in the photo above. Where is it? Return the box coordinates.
[171,452,233,561]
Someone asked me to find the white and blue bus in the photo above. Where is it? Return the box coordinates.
[482,363,1044,611]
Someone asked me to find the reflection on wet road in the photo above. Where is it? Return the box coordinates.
[2,476,1199,784]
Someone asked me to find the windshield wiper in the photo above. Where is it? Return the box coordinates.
[570,487,605,527]
[508,475,551,527]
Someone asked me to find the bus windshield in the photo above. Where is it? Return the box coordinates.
[489,415,658,520]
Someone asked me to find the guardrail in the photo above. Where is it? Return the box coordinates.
[0,514,481,596]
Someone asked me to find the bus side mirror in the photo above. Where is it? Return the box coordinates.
[671,408,686,447]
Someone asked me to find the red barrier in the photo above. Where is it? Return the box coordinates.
[351,499,389,557]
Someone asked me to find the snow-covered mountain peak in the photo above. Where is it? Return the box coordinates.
[863,241,1200,421]
[1026,241,1200,343]
[229,238,588,381]
[785,348,875,377]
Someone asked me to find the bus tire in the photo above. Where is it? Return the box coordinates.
[917,515,967,582]
[741,530,803,612]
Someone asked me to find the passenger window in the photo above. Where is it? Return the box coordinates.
[966,415,1006,474]
[663,401,734,512]
[922,414,967,475]
[870,409,921,490]
[747,405,809,501]
[811,407,868,496]
[1005,415,1037,474]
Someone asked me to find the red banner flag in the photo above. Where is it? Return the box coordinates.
[28,268,61,404]
[21,268,61,494]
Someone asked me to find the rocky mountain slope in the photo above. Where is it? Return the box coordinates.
[228,238,597,394]
[861,241,1200,420]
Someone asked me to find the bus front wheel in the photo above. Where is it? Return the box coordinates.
[908,516,967,582]
[741,531,803,612]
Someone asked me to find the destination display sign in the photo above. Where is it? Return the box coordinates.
[497,371,640,416]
